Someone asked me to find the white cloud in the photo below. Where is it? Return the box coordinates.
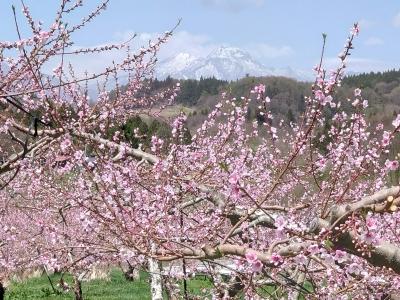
[42,33,160,77]
[158,31,218,59]
[115,30,218,60]
[42,30,294,80]
[43,31,219,77]
[158,31,294,61]
[199,0,265,12]
[364,37,384,46]
[358,19,375,30]
[393,12,400,27]
[245,43,294,60]
[325,57,399,73]
[159,32,294,63]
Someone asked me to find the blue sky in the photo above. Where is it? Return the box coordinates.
[1,0,400,75]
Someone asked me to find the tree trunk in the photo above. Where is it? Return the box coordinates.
[213,272,229,299]
[292,271,306,300]
[148,251,163,300]
[0,282,4,300]
[162,276,179,300]
[120,260,139,281]
[227,275,244,298]
[73,275,83,300]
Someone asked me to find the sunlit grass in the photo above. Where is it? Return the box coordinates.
[5,269,213,300]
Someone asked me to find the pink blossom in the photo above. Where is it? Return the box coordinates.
[251,84,266,100]
[60,137,72,153]
[314,90,325,102]
[246,252,264,272]
[234,259,244,268]
[393,114,400,128]
[270,253,283,266]
[385,159,399,171]
[251,260,263,272]
[366,215,378,230]
[245,252,258,263]
[274,216,286,231]
[376,123,384,131]
[351,23,360,36]
[347,263,361,275]
[320,252,335,265]
[334,250,347,263]
[228,172,240,185]
[352,99,360,107]
[382,131,391,146]
[307,244,320,255]
[322,95,335,107]
[294,254,308,265]
[0,3,396,297]
[363,231,377,245]
[251,84,265,94]
[37,31,51,43]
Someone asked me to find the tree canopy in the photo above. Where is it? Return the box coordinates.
[0,4,400,299]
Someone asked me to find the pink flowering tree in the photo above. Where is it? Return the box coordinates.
[1,2,400,299]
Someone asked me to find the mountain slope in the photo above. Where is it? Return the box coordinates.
[156,53,198,79]
[156,46,311,81]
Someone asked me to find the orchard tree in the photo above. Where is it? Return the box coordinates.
[1,1,400,300]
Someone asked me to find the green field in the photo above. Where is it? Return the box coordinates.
[5,269,314,299]
[5,269,212,300]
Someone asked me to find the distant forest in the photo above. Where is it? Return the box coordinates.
[151,76,228,106]
[4,70,400,160]
[152,69,400,105]
[343,69,400,88]
[100,69,400,156]
[147,69,400,127]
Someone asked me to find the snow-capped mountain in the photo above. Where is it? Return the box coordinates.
[156,46,312,81]
[156,53,198,79]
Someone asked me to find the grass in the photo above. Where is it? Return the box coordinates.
[157,105,194,118]
[139,105,194,122]
[5,269,213,300]
[5,269,313,299]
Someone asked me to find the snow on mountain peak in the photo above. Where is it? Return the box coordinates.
[157,52,198,79]
[156,47,311,81]
[208,46,250,60]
